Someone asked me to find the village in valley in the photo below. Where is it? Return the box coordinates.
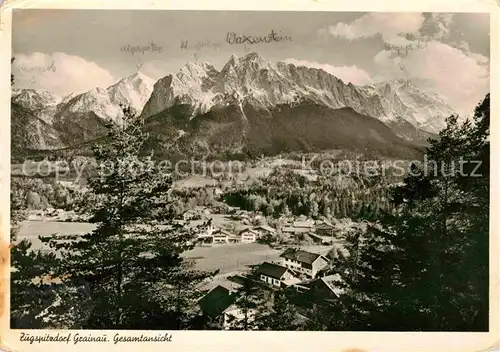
[172,203,354,329]
[14,147,375,330]
[20,186,359,330]
[12,138,387,330]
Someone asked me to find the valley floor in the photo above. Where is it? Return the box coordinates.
[17,220,334,274]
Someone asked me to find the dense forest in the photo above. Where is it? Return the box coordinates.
[223,167,397,220]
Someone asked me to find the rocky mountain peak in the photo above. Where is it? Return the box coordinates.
[12,88,61,108]
[138,53,457,136]
[106,71,155,114]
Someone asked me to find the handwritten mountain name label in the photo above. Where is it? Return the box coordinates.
[384,41,427,58]
[15,60,56,73]
[225,30,292,45]
[120,41,163,55]
[180,39,222,51]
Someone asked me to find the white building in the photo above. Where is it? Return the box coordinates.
[212,229,233,244]
[279,248,329,278]
[222,305,257,330]
[239,228,260,243]
[254,225,276,237]
[256,262,300,288]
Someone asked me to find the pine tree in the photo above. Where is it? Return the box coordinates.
[256,291,299,330]
[310,199,319,218]
[225,269,266,330]
[10,68,70,329]
[10,179,88,328]
[10,182,50,328]
[11,57,15,85]
[333,94,490,331]
[41,106,216,329]
[305,304,335,330]
[452,94,490,330]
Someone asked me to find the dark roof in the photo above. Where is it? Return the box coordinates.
[256,262,289,280]
[238,228,259,236]
[198,285,235,319]
[310,278,340,299]
[254,225,276,233]
[293,221,315,228]
[280,248,321,265]
[281,227,310,233]
[316,223,335,229]
[214,229,233,237]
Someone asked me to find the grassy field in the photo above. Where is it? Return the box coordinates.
[17,221,333,274]
[17,220,97,250]
[185,242,331,274]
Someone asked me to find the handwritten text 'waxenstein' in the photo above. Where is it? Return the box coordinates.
[226,30,292,45]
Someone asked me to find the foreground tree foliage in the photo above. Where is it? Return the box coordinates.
[41,106,216,329]
[10,185,53,328]
[256,291,300,330]
[225,270,266,330]
[226,273,302,331]
[10,67,79,328]
[331,94,490,331]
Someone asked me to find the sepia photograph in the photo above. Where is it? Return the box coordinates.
[1,2,499,350]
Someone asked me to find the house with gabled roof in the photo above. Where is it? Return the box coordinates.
[228,235,241,244]
[315,220,336,237]
[238,228,260,243]
[292,273,345,306]
[281,226,311,236]
[222,304,259,330]
[279,248,329,278]
[256,262,300,288]
[212,228,233,244]
[280,218,315,239]
[197,284,256,330]
[254,225,276,236]
[198,285,235,327]
[293,220,315,229]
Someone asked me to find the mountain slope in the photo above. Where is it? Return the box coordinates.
[12,88,62,125]
[106,72,155,114]
[11,72,155,150]
[359,79,455,134]
[56,71,155,124]
[11,101,65,154]
[143,99,423,160]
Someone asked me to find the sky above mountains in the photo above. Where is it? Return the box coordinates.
[12,10,489,116]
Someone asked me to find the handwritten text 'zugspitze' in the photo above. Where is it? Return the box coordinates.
[120,41,163,55]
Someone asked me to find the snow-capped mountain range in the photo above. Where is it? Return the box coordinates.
[13,71,155,123]
[58,71,155,122]
[12,71,156,149]
[12,52,457,154]
[141,52,455,134]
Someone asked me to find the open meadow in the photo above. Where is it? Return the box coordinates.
[17,220,333,274]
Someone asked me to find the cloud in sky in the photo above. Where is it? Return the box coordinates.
[373,41,489,116]
[323,12,489,116]
[284,59,373,85]
[139,60,170,81]
[419,13,454,40]
[12,52,115,96]
[327,13,456,45]
[327,13,425,44]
